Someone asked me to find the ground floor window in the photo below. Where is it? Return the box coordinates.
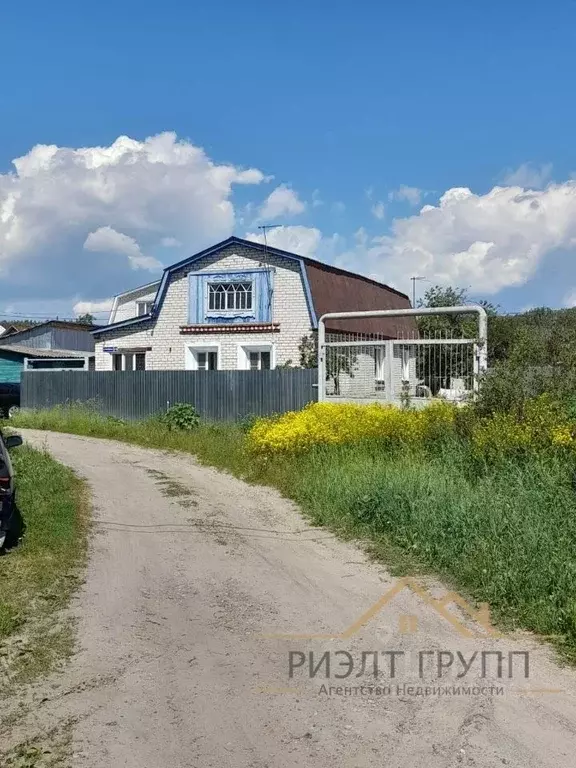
[185,345,220,371]
[375,347,386,391]
[196,351,218,371]
[248,350,271,370]
[238,344,274,370]
[113,352,146,371]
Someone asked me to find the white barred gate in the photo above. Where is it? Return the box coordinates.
[318,306,488,406]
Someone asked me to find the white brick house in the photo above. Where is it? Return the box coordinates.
[92,236,416,375]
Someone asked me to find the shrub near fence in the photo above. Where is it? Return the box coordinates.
[21,369,318,421]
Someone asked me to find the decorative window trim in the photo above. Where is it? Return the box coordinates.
[188,268,273,325]
[184,342,222,371]
[180,322,280,334]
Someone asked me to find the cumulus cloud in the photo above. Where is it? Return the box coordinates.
[388,185,423,206]
[73,298,113,317]
[339,182,576,295]
[371,201,386,220]
[160,236,181,248]
[0,131,265,301]
[500,162,552,189]
[258,184,305,221]
[84,226,162,271]
[245,225,322,258]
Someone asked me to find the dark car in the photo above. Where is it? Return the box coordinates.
[0,383,20,419]
[0,429,23,550]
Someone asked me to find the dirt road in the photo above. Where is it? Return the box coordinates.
[5,430,576,767]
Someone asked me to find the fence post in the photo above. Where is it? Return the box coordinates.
[385,341,394,403]
[318,318,326,402]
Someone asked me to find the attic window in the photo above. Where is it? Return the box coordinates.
[208,282,253,311]
[137,301,154,316]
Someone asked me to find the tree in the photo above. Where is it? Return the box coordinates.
[416,285,498,393]
[75,313,95,325]
[298,333,357,395]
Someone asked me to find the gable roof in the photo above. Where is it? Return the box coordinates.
[112,279,161,301]
[0,320,39,336]
[93,236,416,337]
[2,320,98,344]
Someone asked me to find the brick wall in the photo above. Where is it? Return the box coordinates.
[95,244,313,370]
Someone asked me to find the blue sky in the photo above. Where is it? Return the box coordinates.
[1,0,576,321]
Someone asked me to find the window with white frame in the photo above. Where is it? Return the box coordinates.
[113,352,146,371]
[136,300,154,316]
[208,281,253,312]
[196,351,218,371]
[401,346,411,382]
[238,344,273,371]
[186,345,220,371]
[248,350,271,370]
[375,347,386,391]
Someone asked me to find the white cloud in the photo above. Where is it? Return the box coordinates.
[0,131,265,300]
[500,162,552,189]
[160,236,181,247]
[388,185,423,206]
[258,184,306,221]
[245,225,321,257]
[311,189,323,208]
[84,226,162,271]
[339,182,576,295]
[73,298,113,316]
[371,201,386,220]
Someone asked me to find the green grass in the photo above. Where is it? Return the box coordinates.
[11,405,576,659]
[11,406,250,476]
[0,441,89,684]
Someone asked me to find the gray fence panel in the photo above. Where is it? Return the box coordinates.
[21,369,318,421]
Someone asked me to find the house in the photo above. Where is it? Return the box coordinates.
[0,321,36,338]
[0,320,97,383]
[92,236,416,378]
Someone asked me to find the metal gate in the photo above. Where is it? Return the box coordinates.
[318,306,488,406]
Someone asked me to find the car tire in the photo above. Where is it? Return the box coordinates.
[1,517,23,553]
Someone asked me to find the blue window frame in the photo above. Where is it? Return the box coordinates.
[188,269,272,324]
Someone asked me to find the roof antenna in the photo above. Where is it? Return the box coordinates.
[257,224,281,311]
[257,224,281,257]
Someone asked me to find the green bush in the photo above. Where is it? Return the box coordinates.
[159,403,200,431]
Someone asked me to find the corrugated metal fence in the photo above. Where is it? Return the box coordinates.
[21,369,318,421]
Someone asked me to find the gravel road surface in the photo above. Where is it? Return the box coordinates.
[5,430,576,767]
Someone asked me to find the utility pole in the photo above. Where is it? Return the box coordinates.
[410,276,426,308]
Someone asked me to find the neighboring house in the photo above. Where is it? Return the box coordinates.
[107,280,161,325]
[0,320,97,383]
[0,345,91,383]
[0,321,36,338]
[93,237,416,384]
